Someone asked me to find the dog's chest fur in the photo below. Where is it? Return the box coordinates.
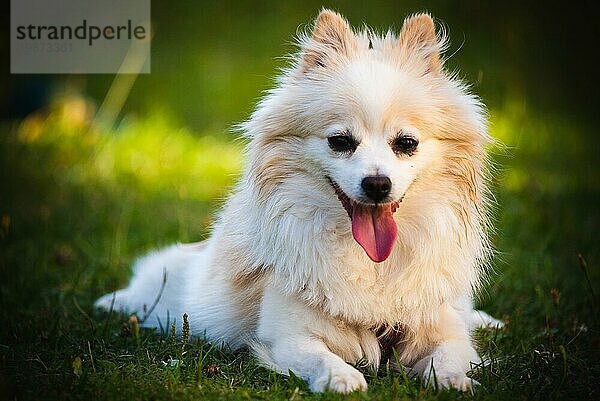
[220,187,471,329]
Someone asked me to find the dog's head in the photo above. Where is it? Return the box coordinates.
[243,9,490,264]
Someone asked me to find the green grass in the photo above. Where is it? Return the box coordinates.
[0,93,598,401]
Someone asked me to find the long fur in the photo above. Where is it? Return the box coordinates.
[96,9,502,393]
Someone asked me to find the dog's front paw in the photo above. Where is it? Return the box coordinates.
[430,370,480,392]
[310,363,367,393]
[412,345,481,393]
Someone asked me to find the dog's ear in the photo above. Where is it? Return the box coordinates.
[398,13,443,74]
[301,9,356,72]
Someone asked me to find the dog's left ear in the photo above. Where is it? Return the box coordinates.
[398,13,443,75]
[301,9,356,72]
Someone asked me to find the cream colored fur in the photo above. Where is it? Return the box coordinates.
[95,9,502,393]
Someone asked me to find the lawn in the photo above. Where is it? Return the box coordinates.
[1,1,599,400]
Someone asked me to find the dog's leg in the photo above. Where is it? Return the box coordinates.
[470,309,504,329]
[254,286,368,393]
[400,302,481,391]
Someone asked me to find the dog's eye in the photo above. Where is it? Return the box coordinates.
[328,134,358,154]
[391,135,419,155]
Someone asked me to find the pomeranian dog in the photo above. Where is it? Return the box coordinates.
[96,9,502,393]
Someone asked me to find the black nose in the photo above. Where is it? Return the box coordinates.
[361,176,392,202]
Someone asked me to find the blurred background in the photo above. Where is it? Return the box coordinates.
[0,0,598,399]
[2,1,598,130]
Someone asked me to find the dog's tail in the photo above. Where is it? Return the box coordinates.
[95,288,133,313]
[94,242,209,327]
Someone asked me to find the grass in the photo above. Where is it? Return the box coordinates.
[0,91,598,401]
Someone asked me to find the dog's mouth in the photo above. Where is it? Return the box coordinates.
[327,177,402,263]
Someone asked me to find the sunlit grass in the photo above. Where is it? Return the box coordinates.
[490,97,594,194]
[15,104,244,203]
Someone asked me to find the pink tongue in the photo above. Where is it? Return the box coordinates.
[351,204,398,263]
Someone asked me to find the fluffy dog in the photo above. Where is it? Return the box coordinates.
[96,9,502,393]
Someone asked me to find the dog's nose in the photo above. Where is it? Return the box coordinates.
[361,176,392,202]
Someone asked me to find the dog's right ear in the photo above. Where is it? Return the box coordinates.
[301,9,356,72]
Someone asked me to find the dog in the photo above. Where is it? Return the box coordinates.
[96,9,502,393]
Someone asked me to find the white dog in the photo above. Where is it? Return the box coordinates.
[96,9,502,393]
